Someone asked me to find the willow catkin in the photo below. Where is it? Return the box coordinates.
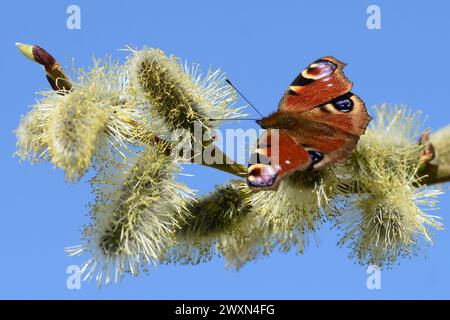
[336,105,443,267]
[128,47,244,138]
[249,169,344,254]
[16,57,150,181]
[162,183,252,265]
[67,143,195,286]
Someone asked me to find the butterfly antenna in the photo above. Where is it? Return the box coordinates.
[226,79,264,118]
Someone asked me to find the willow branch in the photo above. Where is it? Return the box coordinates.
[16,43,450,185]
[200,147,247,178]
[16,43,247,178]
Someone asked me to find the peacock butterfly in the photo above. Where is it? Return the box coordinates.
[247,56,372,190]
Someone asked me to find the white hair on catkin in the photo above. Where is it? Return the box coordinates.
[127,47,245,137]
[66,143,195,286]
[336,104,443,267]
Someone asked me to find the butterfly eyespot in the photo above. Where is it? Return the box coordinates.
[308,150,324,165]
[301,60,336,80]
[332,96,354,113]
[291,60,337,87]
[247,164,277,188]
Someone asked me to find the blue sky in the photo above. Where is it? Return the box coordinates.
[1,0,450,299]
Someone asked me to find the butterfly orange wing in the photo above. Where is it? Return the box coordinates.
[247,130,311,190]
[248,57,371,190]
[279,56,352,112]
[287,92,371,170]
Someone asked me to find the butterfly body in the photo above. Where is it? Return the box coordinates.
[247,57,372,190]
[256,112,298,130]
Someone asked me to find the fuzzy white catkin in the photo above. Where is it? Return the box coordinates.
[336,105,443,267]
[127,47,245,137]
[16,57,150,181]
[67,143,195,286]
[249,169,343,254]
